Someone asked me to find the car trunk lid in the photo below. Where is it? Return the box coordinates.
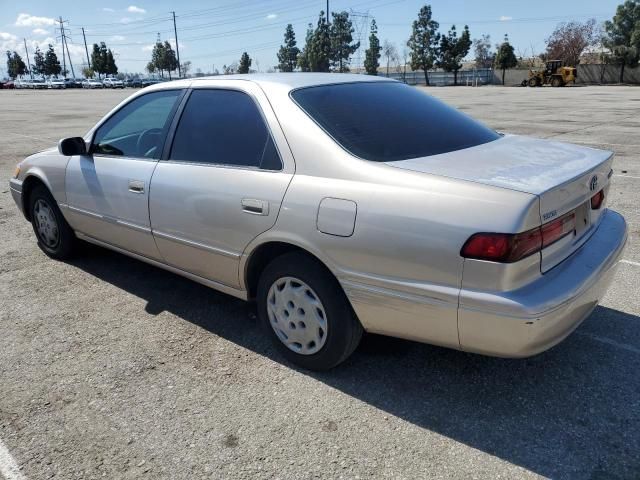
[386,134,614,272]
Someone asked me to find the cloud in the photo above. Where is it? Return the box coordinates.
[120,17,133,24]
[499,16,513,21]
[127,6,146,14]
[103,7,115,12]
[32,28,49,35]
[111,35,126,41]
[1,32,18,41]
[266,13,278,20]
[15,13,56,27]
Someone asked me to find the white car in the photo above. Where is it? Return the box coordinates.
[103,77,124,89]
[47,78,66,89]
[82,79,104,89]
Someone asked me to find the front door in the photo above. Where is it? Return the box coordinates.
[149,83,294,288]
[65,89,183,259]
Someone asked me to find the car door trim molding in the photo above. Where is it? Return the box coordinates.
[75,231,248,301]
[65,204,151,233]
[152,230,241,259]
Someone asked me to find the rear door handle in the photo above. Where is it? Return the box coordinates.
[128,180,145,194]
[241,198,269,216]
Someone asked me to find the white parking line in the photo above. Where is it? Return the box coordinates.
[0,439,26,480]
[621,259,640,268]
[613,175,640,180]
[577,332,640,355]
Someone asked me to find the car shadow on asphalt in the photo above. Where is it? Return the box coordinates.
[69,244,640,479]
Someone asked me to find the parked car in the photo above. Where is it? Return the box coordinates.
[126,78,143,88]
[103,77,125,88]
[47,78,66,89]
[1,79,15,89]
[63,78,82,88]
[82,79,104,89]
[8,74,628,370]
[141,79,161,87]
[32,78,48,89]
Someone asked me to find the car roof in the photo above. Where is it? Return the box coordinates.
[183,73,395,92]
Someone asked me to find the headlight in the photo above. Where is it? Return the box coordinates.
[14,164,21,178]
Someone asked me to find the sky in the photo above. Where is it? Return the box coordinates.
[0,0,623,77]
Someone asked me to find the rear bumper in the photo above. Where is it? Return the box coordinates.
[458,209,628,357]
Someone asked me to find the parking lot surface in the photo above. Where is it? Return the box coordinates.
[0,86,639,479]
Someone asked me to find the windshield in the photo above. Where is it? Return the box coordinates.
[290,81,500,162]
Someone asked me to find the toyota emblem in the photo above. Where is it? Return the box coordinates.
[589,175,598,192]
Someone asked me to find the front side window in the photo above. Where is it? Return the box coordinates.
[92,90,182,159]
[169,89,282,170]
[291,82,500,162]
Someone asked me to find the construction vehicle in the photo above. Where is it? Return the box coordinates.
[522,60,577,87]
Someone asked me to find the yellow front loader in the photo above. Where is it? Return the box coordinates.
[523,60,577,87]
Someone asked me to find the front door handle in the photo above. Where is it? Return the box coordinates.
[241,198,269,216]
[128,180,145,194]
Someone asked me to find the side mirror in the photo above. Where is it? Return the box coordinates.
[58,137,87,156]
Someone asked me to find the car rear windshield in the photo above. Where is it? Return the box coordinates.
[290,82,500,162]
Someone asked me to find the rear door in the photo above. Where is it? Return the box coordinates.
[65,89,183,259]
[149,81,294,288]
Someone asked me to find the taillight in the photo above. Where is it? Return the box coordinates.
[591,189,604,210]
[461,211,576,263]
[541,211,575,248]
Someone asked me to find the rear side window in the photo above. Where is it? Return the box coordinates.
[291,82,500,162]
[169,89,282,170]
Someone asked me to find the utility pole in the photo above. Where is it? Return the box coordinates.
[59,17,67,77]
[82,28,91,69]
[171,11,182,78]
[24,38,33,79]
[63,34,76,78]
[326,0,330,24]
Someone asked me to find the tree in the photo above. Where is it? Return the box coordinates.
[151,42,166,77]
[382,40,397,75]
[32,47,46,78]
[105,49,118,76]
[308,11,331,72]
[82,67,94,78]
[181,60,192,77]
[6,51,27,79]
[473,34,494,68]
[43,44,62,77]
[162,41,178,79]
[297,23,314,72]
[238,52,252,73]
[223,63,238,75]
[146,61,156,76]
[436,25,471,85]
[545,19,598,66]
[494,34,518,85]
[604,0,640,83]
[277,24,300,72]
[364,19,381,75]
[330,11,360,72]
[90,42,112,78]
[407,5,440,85]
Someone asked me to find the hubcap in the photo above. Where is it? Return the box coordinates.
[33,199,59,248]
[266,277,328,355]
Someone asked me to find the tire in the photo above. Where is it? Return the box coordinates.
[551,77,563,87]
[257,252,363,371]
[28,184,76,259]
[528,77,538,88]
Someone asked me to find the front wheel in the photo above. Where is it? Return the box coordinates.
[29,184,76,259]
[257,252,363,371]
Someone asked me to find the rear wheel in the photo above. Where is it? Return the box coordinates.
[29,184,76,259]
[528,77,538,88]
[257,252,363,371]
[551,76,563,87]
